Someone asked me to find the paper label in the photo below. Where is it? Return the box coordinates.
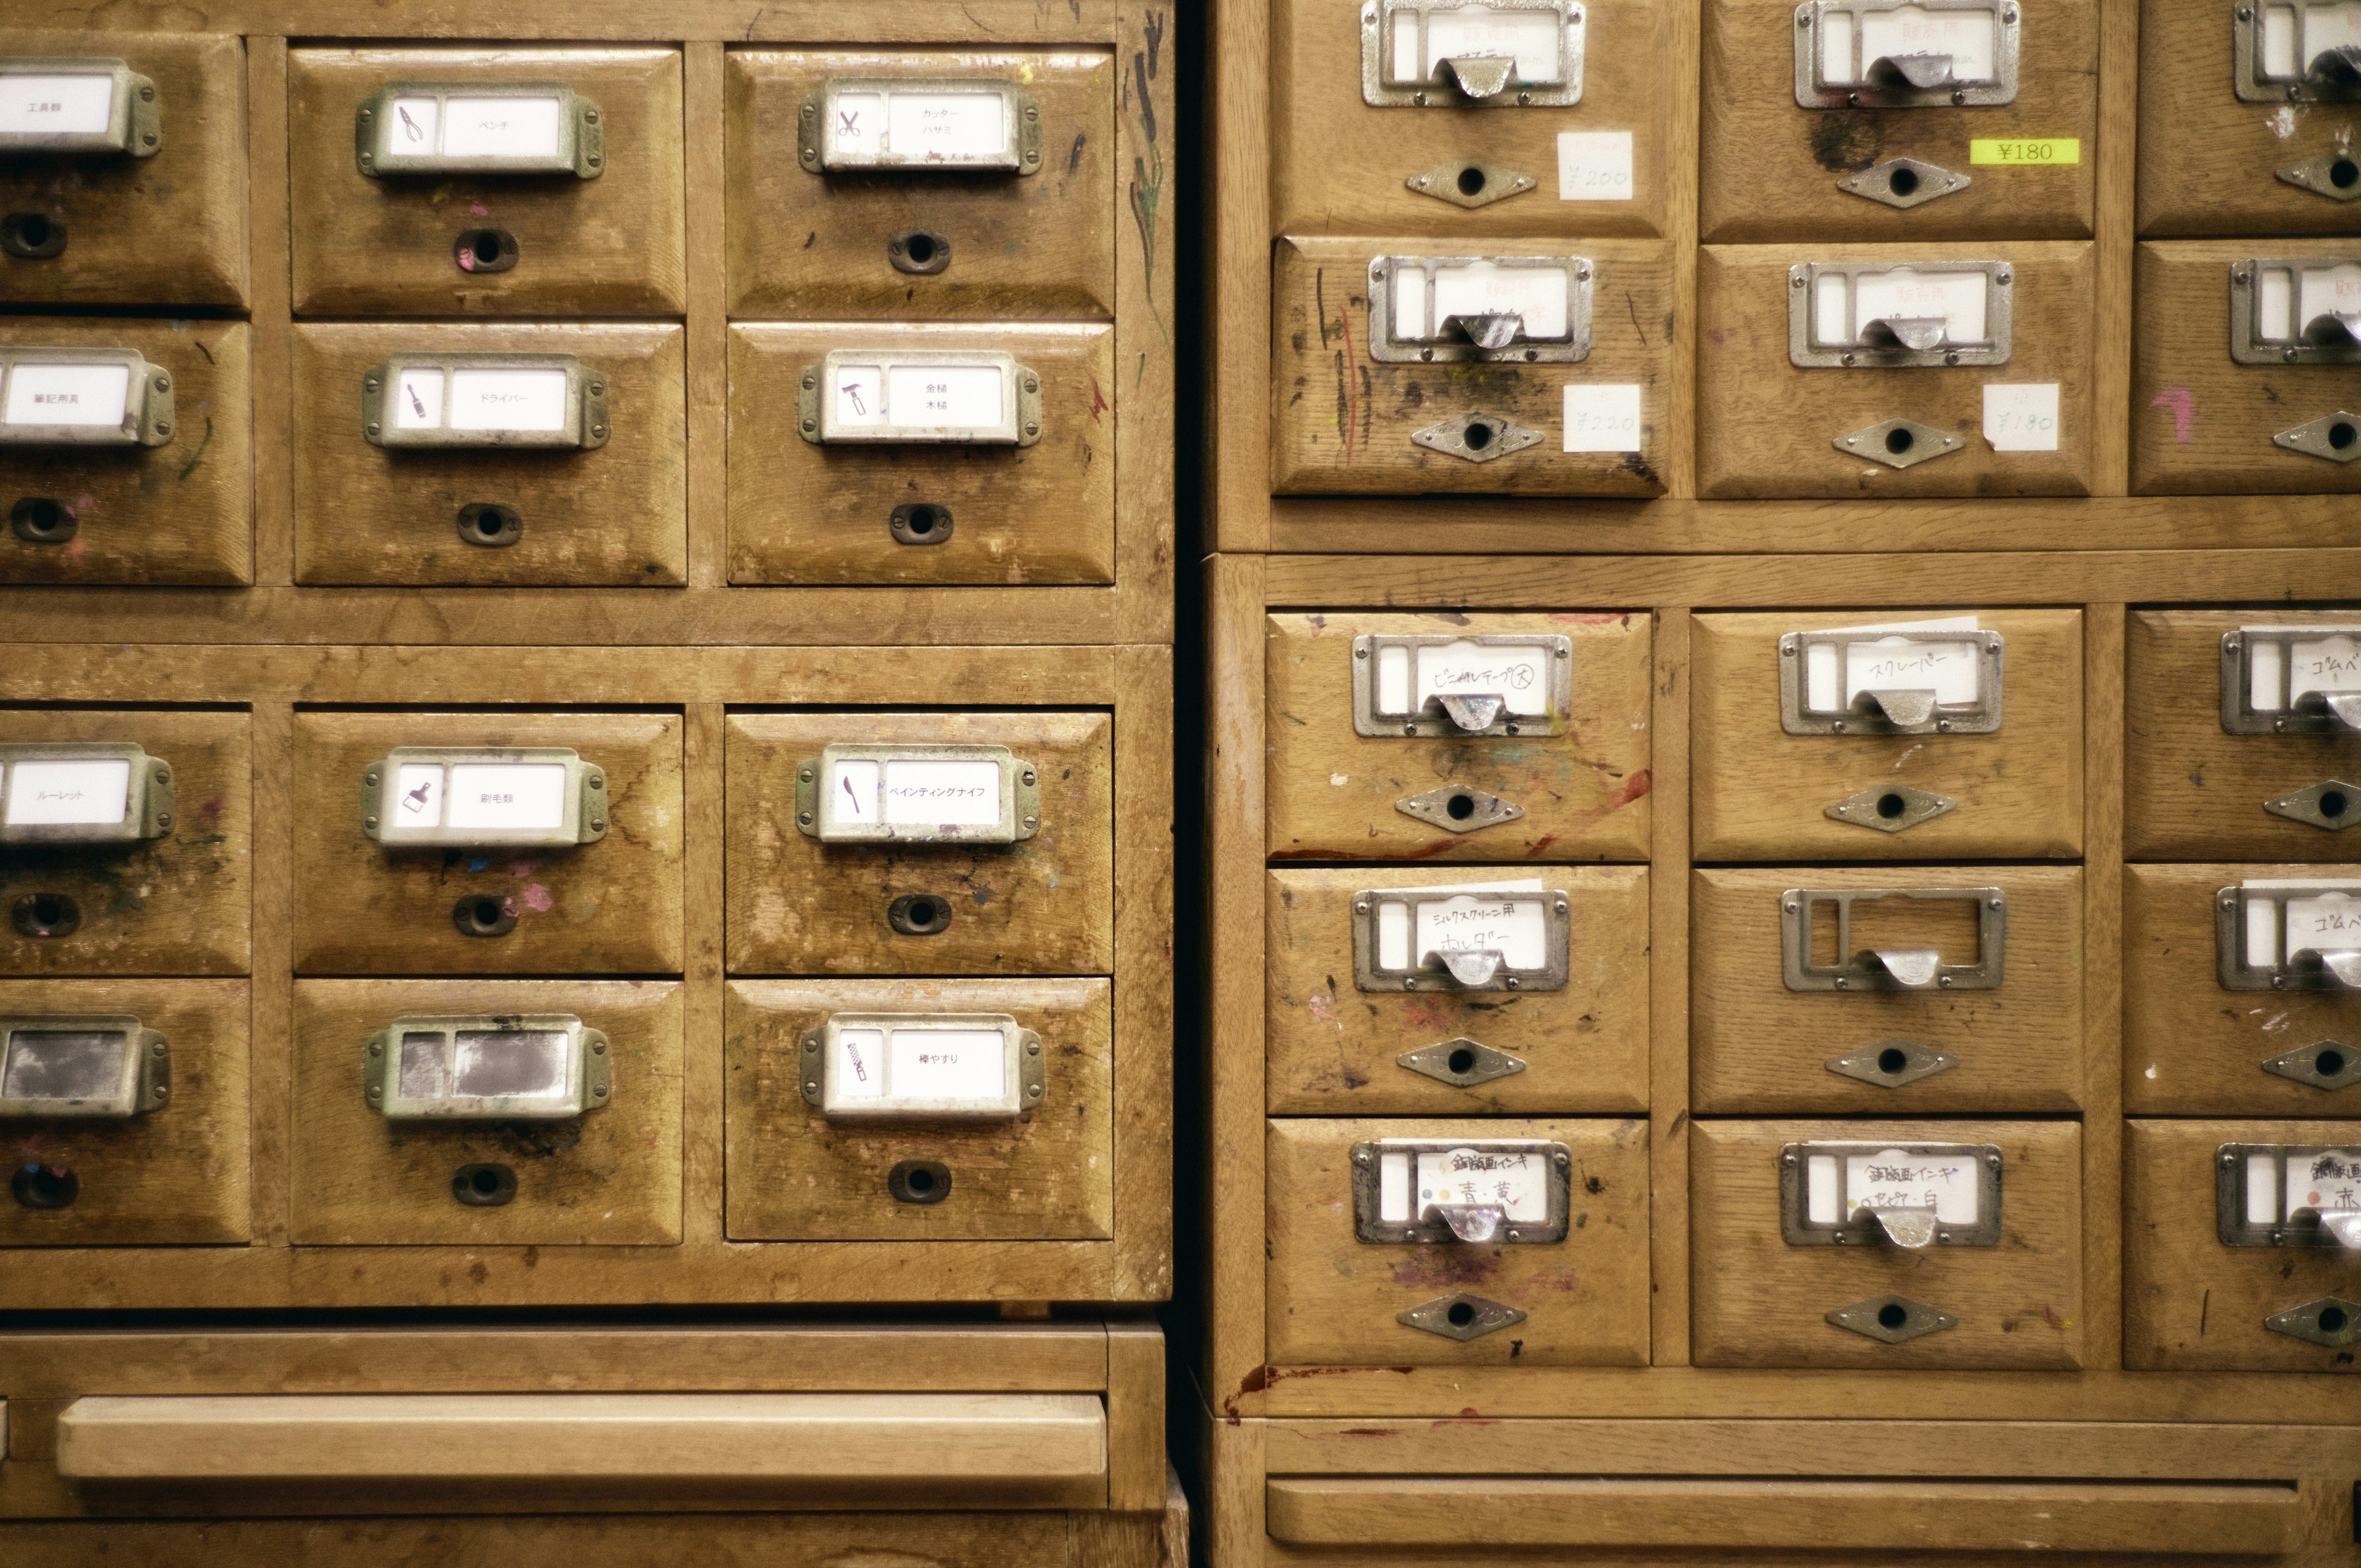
[1,1029,124,1101]
[1408,893,1549,968]
[392,368,446,430]
[438,95,565,160]
[888,92,1008,160]
[1983,382,2060,451]
[1394,6,1567,82]
[1843,1147,1982,1223]
[881,758,1002,826]
[1564,384,1643,453]
[2284,889,2361,957]
[451,1030,570,1099]
[1379,1144,1552,1223]
[832,363,1006,432]
[2285,1148,2361,1220]
[4,362,130,428]
[1970,137,2080,165]
[0,72,114,135]
[1557,131,1633,200]
[387,97,441,154]
[2261,1,2361,78]
[1374,638,1554,716]
[446,368,569,433]
[2289,633,2361,699]
[1853,5,1997,81]
[442,763,569,830]
[1421,260,1572,341]
[4,758,131,826]
[1845,267,1986,344]
[888,1026,1006,1101]
[1801,616,1982,712]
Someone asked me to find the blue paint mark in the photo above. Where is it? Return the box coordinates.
[467,856,489,872]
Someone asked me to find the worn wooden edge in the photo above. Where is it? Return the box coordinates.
[1105,1318,1167,1512]
[1208,0,1270,553]
[682,703,726,1248]
[2081,604,2126,1369]
[1647,610,1686,1366]
[248,702,293,1247]
[1661,0,1698,502]
[1113,646,1177,1302]
[1,3,1140,41]
[245,37,287,587]
[2092,0,2137,496]
[1113,1,1179,646]
[684,42,727,592]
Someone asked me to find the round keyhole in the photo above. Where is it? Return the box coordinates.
[2317,1047,2349,1079]
[1884,426,1916,456]
[453,228,519,274]
[451,1162,518,1206]
[12,1165,77,1210]
[904,233,936,265]
[1,212,65,259]
[10,497,76,545]
[456,502,521,548]
[1875,791,1910,820]
[1455,164,1487,197]
[452,894,519,938]
[1445,791,1477,821]
[906,505,938,536]
[1447,1047,1477,1076]
[2331,157,2359,191]
[1877,1302,1910,1331]
[1463,420,1496,452]
[888,892,955,936]
[1887,165,1920,197]
[1878,1047,1910,1075]
[888,1158,953,1205]
[2328,421,2357,453]
[2319,789,2349,820]
[12,891,81,939]
[2319,1304,2350,1335]
[889,501,956,547]
[1445,1301,1477,1329]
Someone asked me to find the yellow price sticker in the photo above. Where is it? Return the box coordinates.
[1969,138,2081,165]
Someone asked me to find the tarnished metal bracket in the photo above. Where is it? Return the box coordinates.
[0,58,160,157]
[1837,157,1971,208]
[1396,783,1525,833]
[0,347,173,448]
[1411,410,1544,462]
[1406,159,1538,208]
[799,1012,1042,1121]
[1827,1294,1960,1342]
[1353,632,1576,738]
[1825,783,1958,833]
[1783,885,2007,992]
[798,78,1041,173]
[2265,780,2361,830]
[0,742,173,845]
[2216,1142,2361,1246]
[799,350,1040,446]
[2274,409,2361,460]
[1781,627,2004,735]
[2217,880,2361,991]
[2221,625,2361,733]
[355,82,602,178]
[2266,1296,2361,1345]
[2277,148,2361,200]
[1362,0,1586,106]
[1369,255,1594,363]
[0,1015,168,1119]
[365,1014,607,1121]
[2262,1040,2360,1090]
[1354,884,1573,992]
[2230,258,2361,364]
[1353,1138,1573,1244]
[1825,1038,1960,1088]
[1781,1141,2006,1246]
[1790,259,2014,368]
[363,354,606,449]
[362,746,606,851]
[1835,417,1964,469]
[1795,0,2020,107]
[1398,1037,1530,1088]
[796,743,1038,845]
[2234,0,2361,102]
[1399,1293,1528,1340]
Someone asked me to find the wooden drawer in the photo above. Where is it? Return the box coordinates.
[1265,612,1653,863]
[0,319,250,586]
[1699,0,2099,243]
[289,711,684,976]
[289,322,686,586]
[725,49,1117,320]
[288,47,686,317]
[1690,609,2084,861]
[0,32,247,307]
[2127,611,2361,860]
[725,711,1113,978]
[0,709,248,976]
[1696,244,2096,498]
[725,978,1113,1241]
[0,978,247,1245]
[726,322,1114,585]
[1270,238,1674,496]
[1691,866,2085,1114]
[1690,1118,2084,1369]
[288,979,682,1246]
[1265,1116,1650,1366]
[2132,243,2361,497]
[1267,867,1650,1115]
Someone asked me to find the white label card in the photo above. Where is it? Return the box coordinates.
[1378,1145,1553,1223]
[831,364,1006,432]
[2260,1,2361,77]
[4,363,130,428]
[444,764,569,830]
[1983,382,2060,452]
[831,1026,1007,1103]
[388,97,440,151]
[1564,384,1643,452]
[1373,877,1551,972]
[881,758,1002,826]
[0,73,114,135]
[1375,639,1554,717]
[438,95,565,160]
[1802,616,1982,712]
[1399,261,1572,341]
[1801,1147,1982,1224]
[448,368,569,433]
[3,758,131,826]
[1822,267,1986,346]
[1393,7,1567,82]
[1838,4,1998,82]
[888,92,1008,159]
[2285,1148,2361,1220]
[1557,130,1634,200]
[451,1030,570,1099]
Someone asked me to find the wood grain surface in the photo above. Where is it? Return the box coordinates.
[724,711,1113,977]
[726,49,1116,320]
[0,709,250,977]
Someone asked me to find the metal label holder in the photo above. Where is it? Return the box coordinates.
[360,746,607,851]
[797,78,1042,173]
[354,82,603,179]
[1782,886,2007,992]
[1367,255,1594,363]
[1351,1138,1573,1244]
[1353,885,1574,992]
[365,1014,608,1121]
[2215,1142,2361,1248]
[2229,259,2361,365]
[1788,260,2014,368]
[0,1015,169,1119]
[1780,1140,2006,1246]
[2220,625,2361,734]
[1779,627,2005,735]
[799,1012,1044,1122]
[2217,880,2361,991]
[1351,632,1576,737]
[362,355,607,451]
[0,58,159,157]
[794,743,1040,845]
[2234,0,2361,103]
[1793,0,2020,108]
[1361,0,1586,106]
[0,742,174,846]
[0,348,174,448]
[797,350,1042,446]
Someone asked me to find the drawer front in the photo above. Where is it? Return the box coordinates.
[1266,612,1653,863]
[2132,243,2361,497]
[0,709,249,976]
[2137,0,2361,237]
[1700,0,2100,244]
[288,47,687,317]
[1690,609,2084,860]
[0,319,251,586]
[2127,611,2361,860]
[1690,867,2085,1114]
[725,712,1113,978]
[726,322,1115,585]
[289,711,684,976]
[290,322,686,586]
[0,978,248,1245]
[1270,238,1674,496]
[1696,243,2095,498]
[1690,1117,2084,1369]
[726,49,1117,320]
[288,979,682,1246]
[2124,863,2361,1114]
[1270,0,1669,239]
[1267,867,1650,1114]
[0,31,246,307]
[1265,1116,1651,1366]
[724,978,1113,1241]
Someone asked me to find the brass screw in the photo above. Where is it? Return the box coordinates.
[157,813,172,828]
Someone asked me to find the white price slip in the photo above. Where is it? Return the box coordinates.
[1556,131,1633,201]
[1374,638,1554,718]
[1983,383,2060,452]
[1564,384,1642,453]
